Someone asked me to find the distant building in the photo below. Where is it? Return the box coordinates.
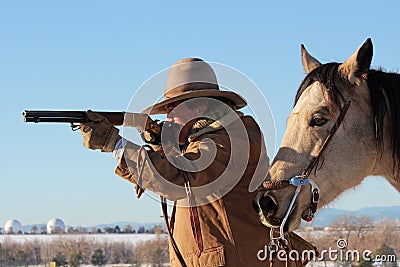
[4,219,23,234]
[47,218,66,234]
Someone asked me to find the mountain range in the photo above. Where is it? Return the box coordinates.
[20,206,400,232]
[307,205,400,227]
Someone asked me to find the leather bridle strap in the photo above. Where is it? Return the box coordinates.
[161,197,187,267]
[183,172,204,258]
[262,99,352,207]
[160,173,204,267]
[261,180,291,190]
[262,95,354,267]
[261,99,353,195]
[302,99,352,221]
[260,97,353,226]
[302,99,352,178]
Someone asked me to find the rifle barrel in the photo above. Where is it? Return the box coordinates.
[22,110,125,126]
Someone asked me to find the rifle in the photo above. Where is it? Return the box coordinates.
[22,110,161,136]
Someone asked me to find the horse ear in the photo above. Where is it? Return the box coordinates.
[301,44,322,74]
[339,38,373,84]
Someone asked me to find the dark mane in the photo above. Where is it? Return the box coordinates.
[368,70,400,171]
[295,63,400,173]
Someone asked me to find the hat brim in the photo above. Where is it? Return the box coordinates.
[142,89,247,115]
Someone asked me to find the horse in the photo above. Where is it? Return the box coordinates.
[253,38,400,233]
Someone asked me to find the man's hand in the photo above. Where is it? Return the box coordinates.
[140,121,163,145]
[80,110,120,152]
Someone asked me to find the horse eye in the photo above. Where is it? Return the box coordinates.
[310,116,328,127]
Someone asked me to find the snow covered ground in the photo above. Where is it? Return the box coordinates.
[0,233,165,244]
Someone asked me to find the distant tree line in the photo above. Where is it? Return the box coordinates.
[300,216,399,266]
[0,234,169,266]
[0,224,165,235]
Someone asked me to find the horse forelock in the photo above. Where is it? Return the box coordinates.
[295,63,345,113]
[295,63,400,174]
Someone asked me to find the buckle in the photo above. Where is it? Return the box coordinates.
[289,175,310,186]
[312,188,320,203]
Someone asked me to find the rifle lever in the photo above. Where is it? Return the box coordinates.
[71,123,81,131]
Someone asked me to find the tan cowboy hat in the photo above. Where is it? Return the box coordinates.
[142,58,247,115]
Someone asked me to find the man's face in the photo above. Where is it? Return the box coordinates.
[166,101,206,126]
[165,100,207,144]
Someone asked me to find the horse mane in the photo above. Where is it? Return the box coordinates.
[295,63,400,173]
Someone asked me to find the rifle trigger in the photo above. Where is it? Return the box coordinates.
[71,123,81,131]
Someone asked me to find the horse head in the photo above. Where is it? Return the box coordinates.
[253,39,398,232]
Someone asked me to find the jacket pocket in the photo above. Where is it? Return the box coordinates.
[170,245,225,267]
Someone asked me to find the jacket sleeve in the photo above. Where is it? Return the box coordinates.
[114,130,236,200]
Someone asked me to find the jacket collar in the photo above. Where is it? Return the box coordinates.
[188,111,243,142]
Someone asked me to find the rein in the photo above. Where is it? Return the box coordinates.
[261,98,353,251]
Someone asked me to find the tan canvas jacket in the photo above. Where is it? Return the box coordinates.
[114,114,291,267]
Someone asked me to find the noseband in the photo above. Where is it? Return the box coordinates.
[261,98,352,247]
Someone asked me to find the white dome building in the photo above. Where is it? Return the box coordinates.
[46,218,65,234]
[4,219,23,234]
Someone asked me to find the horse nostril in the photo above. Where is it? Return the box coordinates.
[259,194,278,217]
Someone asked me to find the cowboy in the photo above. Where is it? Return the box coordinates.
[79,58,315,266]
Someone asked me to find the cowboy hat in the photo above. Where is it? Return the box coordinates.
[142,58,247,115]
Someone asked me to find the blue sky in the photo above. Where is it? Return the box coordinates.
[1,1,399,227]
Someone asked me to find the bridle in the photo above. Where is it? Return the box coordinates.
[260,96,353,249]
